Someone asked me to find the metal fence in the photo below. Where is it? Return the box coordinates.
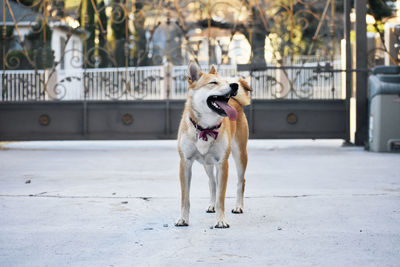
[1,70,46,101]
[1,61,343,101]
[170,65,238,99]
[83,67,165,100]
[244,64,343,100]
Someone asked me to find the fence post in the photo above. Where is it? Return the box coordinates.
[163,62,172,99]
[163,62,172,136]
[344,0,352,143]
[355,0,368,146]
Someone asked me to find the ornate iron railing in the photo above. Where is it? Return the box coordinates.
[2,0,382,102]
[1,62,344,101]
[1,70,45,101]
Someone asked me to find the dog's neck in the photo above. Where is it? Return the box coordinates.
[189,117,222,142]
[189,111,222,130]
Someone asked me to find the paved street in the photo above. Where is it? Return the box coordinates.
[0,140,399,266]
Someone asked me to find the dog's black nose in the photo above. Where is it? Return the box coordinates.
[230,83,238,96]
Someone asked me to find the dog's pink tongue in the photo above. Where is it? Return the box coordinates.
[215,101,238,121]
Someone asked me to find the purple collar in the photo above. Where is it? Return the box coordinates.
[190,118,222,141]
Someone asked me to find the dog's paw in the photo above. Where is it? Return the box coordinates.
[231,207,243,214]
[206,206,215,213]
[215,220,230,228]
[175,218,189,227]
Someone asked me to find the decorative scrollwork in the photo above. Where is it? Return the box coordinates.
[5,51,22,69]
[1,0,360,101]
[46,83,67,100]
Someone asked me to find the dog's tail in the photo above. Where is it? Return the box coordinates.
[232,78,252,106]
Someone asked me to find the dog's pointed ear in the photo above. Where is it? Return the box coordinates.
[209,64,217,75]
[239,78,252,91]
[188,62,201,83]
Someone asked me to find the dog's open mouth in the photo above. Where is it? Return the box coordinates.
[207,92,238,121]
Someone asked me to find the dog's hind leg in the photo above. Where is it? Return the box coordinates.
[175,158,193,226]
[203,164,216,213]
[231,138,247,214]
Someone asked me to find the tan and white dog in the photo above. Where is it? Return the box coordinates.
[176,62,252,228]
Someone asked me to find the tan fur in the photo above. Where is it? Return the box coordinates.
[218,160,229,212]
[232,78,252,106]
[176,63,251,228]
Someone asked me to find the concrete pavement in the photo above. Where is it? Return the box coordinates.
[0,140,399,266]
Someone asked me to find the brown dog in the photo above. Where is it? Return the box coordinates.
[176,62,252,228]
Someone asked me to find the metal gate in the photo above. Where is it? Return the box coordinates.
[1,0,359,141]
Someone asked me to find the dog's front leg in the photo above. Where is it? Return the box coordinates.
[204,164,216,213]
[175,158,193,226]
[215,160,229,228]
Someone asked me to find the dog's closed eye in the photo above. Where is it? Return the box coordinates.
[208,81,218,85]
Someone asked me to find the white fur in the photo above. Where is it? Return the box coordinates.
[204,164,216,212]
[196,139,212,155]
[191,86,231,128]
[190,85,231,156]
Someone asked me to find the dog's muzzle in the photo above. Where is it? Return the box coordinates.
[206,83,239,121]
[230,83,238,96]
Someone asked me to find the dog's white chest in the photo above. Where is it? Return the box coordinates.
[195,139,213,155]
